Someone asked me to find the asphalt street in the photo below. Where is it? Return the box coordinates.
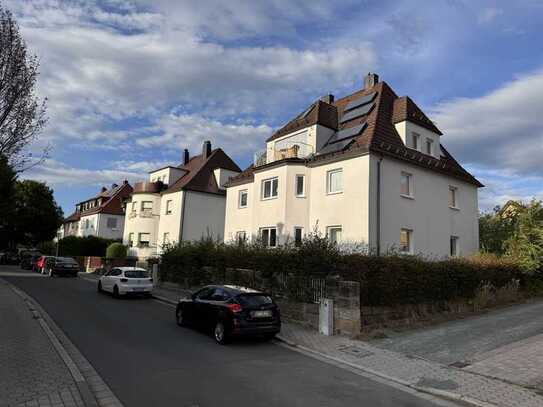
[5,273,452,407]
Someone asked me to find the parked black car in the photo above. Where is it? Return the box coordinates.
[175,285,281,344]
[0,251,19,265]
[44,257,80,277]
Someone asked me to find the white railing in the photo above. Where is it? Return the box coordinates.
[254,150,267,167]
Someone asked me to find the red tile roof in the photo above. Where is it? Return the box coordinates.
[228,79,482,188]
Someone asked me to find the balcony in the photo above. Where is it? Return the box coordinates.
[254,142,314,167]
[133,181,164,194]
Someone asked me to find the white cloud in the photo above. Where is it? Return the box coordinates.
[478,7,503,24]
[431,69,543,177]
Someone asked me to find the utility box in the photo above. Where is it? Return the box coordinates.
[319,299,334,336]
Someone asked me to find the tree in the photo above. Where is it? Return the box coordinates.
[0,5,47,170]
[0,153,16,247]
[479,208,516,255]
[12,180,63,245]
[106,242,127,259]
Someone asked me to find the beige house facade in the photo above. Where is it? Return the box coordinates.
[224,74,482,258]
[123,141,240,260]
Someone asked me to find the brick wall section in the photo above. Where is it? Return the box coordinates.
[328,280,361,336]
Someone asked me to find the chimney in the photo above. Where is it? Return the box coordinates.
[111,183,118,189]
[202,140,212,159]
[319,94,334,104]
[183,148,190,165]
[364,72,379,90]
[123,179,128,185]
[101,186,107,193]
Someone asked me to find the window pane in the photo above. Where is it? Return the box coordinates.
[262,229,269,246]
[328,170,342,193]
[263,181,271,198]
[401,173,410,195]
[272,179,278,197]
[411,133,419,149]
[449,187,457,207]
[296,176,304,196]
[328,227,342,243]
[450,236,458,256]
[426,139,433,154]
[400,229,410,252]
[239,191,247,207]
[270,228,277,246]
[294,228,302,246]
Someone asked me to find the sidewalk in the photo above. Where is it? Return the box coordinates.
[0,280,84,407]
[149,283,543,407]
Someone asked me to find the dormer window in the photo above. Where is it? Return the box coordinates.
[410,132,420,150]
[425,138,433,155]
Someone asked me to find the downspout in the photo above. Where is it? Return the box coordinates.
[376,156,383,256]
[179,191,187,242]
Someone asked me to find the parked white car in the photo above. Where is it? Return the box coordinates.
[97,267,153,298]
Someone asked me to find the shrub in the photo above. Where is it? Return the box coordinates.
[58,236,119,257]
[106,242,127,259]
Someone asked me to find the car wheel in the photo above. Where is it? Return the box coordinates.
[176,307,187,327]
[263,333,276,341]
[214,321,229,345]
[97,281,103,293]
[113,285,120,298]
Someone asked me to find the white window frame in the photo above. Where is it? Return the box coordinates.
[106,217,117,229]
[399,228,413,254]
[259,227,278,247]
[131,201,137,212]
[411,132,420,150]
[163,232,170,244]
[141,201,153,211]
[238,190,248,208]
[425,138,433,155]
[327,169,343,195]
[450,236,459,257]
[449,186,459,209]
[235,231,247,244]
[400,171,414,198]
[138,233,151,248]
[165,200,173,215]
[261,177,279,200]
[294,227,303,246]
[326,226,342,244]
[128,233,134,247]
[295,175,305,197]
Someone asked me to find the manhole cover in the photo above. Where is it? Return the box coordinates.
[337,345,373,358]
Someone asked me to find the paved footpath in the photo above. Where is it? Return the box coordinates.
[146,282,543,407]
[0,279,84,407]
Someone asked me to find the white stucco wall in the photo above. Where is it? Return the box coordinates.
[224,181,255,243]
[181,191,226,241]
[122,193,161,258]
[78,214,99,237]
[395,121,441,158]
[369,155,479,257]
[149,167,186,186]
[157,191,183,250]
[213,168,241,189]
[95,214,125,240]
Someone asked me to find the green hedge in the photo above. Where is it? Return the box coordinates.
[160,237,535,306]
[106,242,127,259]
[58,236,119,257]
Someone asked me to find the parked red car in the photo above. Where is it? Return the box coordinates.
[33,256,53,274]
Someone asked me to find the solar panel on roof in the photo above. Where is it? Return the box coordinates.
[318,138,355,155]
[339,103,375,124]
[330,123,367,144]
[344,92,376,112]
[299,104,314,119]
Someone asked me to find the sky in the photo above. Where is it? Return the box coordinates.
[5,0,543,215]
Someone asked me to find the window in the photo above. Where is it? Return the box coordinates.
[449,186,458,208]
[410,132,420,150]
[131,202,137,212]
[400,229,413,254]
[163,232,170,244]
[327,169,343,194]
[138,233,151,247]
[239,190,248,208]
[401,172,413,197]
[165,200,173,214]
[195,287,214,300]
[295,175,305,197]
[450,236,459,256]
[84,219,89,229]
[106,217,117,229]
[426,138,433,155]
[327,226,342,244]
[128,233,134,247]
[210,288,229,301]
[235,231,246,244]
[141,201,153,211]
[294,227,303,247]
[260,227,277,247]
[262,177,278,200]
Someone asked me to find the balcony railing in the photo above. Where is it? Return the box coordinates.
[254,142,314,167]
[133,181,164,194]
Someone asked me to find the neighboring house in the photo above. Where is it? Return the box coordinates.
[62,181,133,240]
[123,141,241,260]
[224,73,483,257]
[498,200,525,219]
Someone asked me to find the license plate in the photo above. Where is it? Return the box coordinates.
[132,287,144,292]
[252,310,272,318]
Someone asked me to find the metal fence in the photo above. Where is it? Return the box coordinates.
[276,273,326,303]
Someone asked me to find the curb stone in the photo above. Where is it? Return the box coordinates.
[3,278,124,407]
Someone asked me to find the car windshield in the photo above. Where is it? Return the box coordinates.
[124,270,148,278]
[236,294,273,307]
[56,257,77,264]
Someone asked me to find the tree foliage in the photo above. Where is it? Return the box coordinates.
[0,5,47,170]
[11,180,63,245]
[0,153,16,247]
[106,242,127,259]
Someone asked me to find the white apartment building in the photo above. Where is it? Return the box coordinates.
[123,141,241,260]
[224,73,482,257]
[62,181,133,240]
